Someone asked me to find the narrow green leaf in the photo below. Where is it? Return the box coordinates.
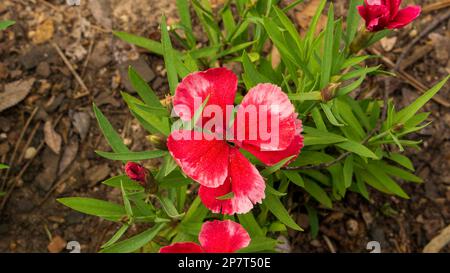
[264,194,303,231]
[101,224,130,249]
[95,150,166,161]
[103,175,144,191]
[304,179,333,208]
[0,163,9,169]
[0,20,15,31]
[101,223,165,253]
[283,170,305,187]
[395,76,449,124]
[387,153,414,171]
[336,141,378,159]
[261,156,296,176]
[343,155,354,188]
[128,66,163,108]
[305,205,319,238]
[114,31,163,55]
[157,196,184,219]
[320,3,334,89]
[302,126,346,146]
[161,15,178,95]
[346,0,362,46]
[57,197,125,221]
[238,213,264,237]
[93,104,129,153]
[266,185,287,197]
[366,163,409,198]
[237,237,277,253]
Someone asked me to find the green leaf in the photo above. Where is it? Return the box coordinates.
[113,31,163,55]
[120,181,133,217]
[161,15,178,95]
[0,20,15,31]
[283,170,305,187]
[321,103,344,126]
[261,155,296,176]
[0,163,9,169]
[387,153,414,171]
[100,223,165,253]
[157,196,184,219]
[305,205,319,238]
[336,73,366,97]
[336,141,378,159]
[93,103,129,154]
[216,191,235,200]
[128,66,163,108]
[95,150,166,161]
[264,194,303,231]
[238,213,264,237]
[103,175,144,191]
[0,191,5,197]
[101,224,130,249]
[375,161,422,183]
[366,163,409,198]
[302,126,346,146]
[237,237,278,253]
[304,178,333,208]
[346,0,362,46]
[343,155,354,188]
[320,3,334,89]
[266,185,287,197]
[57,197,125,221]
[395,75,449,124]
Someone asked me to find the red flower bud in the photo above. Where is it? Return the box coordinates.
[358,0,421,32]
[124,162,146,186]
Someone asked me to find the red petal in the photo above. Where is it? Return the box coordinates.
[234,83,296,151]
[172,68,237,130]
[159,242,204,253]
[167,130,229,188]
[359,4,390,31]
[387,6,421,29]
[199,220,251,253]
[241,118,303,166]
[385,0,402,19]
[199,148,265,215]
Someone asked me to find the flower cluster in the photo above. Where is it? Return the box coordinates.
[167,68,304,215]
[358,0,421,32]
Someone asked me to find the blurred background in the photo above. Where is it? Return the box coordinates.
[0,0,448,252]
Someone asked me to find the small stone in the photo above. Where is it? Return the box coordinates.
[346,219,359,237]
[24,147,37,159]
[119,57,155,92]
[310,239,321,248]
[47,236,66,253]
[36,62,51,78]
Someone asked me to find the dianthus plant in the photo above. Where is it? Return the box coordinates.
[58,0,449,253]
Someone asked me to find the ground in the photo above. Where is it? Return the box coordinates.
[0,0,448,253]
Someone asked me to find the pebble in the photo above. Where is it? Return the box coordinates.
[24,147,37,159]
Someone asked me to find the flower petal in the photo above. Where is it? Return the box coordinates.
[159,242,204,253]
[385,0,402,19]
[387,5,421,29]
[241,117,303,166]
[199,220,251,253]
[167,130,229,188]
[199,148,265,215]
[234,83,296,151]
[172,68,237,130]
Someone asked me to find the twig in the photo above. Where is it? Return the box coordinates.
[369,48,450,107]
[322,235,336,253]
[423,224,450,253]
[423,0,450,13]
[395,9,450,70]
[51,41,90,96]
[1,107,38,190]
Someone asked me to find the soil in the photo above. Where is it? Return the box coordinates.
[0,0,448,253]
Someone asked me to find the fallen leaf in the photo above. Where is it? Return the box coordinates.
[48,235,66,253]
[380,36,397,52]
[30,19,54,45]
[271,46,281,69]
[44,120,62,154]
[72,111,91,141]
[295,0,327,35]
[0,78,35,112]
[87,163,111,185]
[58,138,79,175]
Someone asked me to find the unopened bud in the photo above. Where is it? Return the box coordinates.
[146,134,168,150]
[321,83,341,102]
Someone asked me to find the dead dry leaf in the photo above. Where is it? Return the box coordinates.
[295,0,327,35]
[58,138,79,175]
[30,19,54,45]
[0,78,35,112]
[380,36,397,52]
[44,120,62,154]
[47,235,66,253]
